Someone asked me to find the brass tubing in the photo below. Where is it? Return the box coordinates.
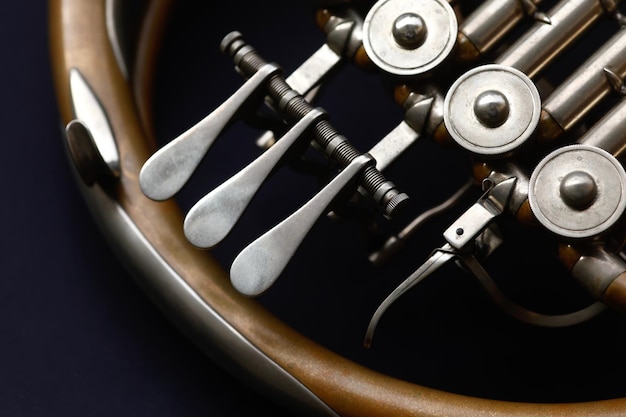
[604,272,626,315]
[569,246,626,316]
[495,0,612,79]
[540,28,626,141]
[579,98,626,159]
[457,0,541,62]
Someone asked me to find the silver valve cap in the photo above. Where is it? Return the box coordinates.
[443,64,541,158]
[528,144,626,240]
[362,0,457,77]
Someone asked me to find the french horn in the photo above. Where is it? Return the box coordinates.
[50,0,626,415]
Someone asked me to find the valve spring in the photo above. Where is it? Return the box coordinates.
[221,31,409,217]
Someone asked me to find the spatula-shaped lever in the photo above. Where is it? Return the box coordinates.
[365,177,517,346]
[230,153,375,296]
[184,108,328,249]
[364,245,456,348]
[139,63,282,201]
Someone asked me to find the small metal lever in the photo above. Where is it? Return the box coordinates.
[443,177,516,250]
[184,108,328,249]
[139,63,282,201]
[365,177,517,346]
[366,175,608,347]
[286,8,363,102]
[285,43,342,104]
[255,9,364,150]
[369,179,477,266]
[230,154,375,296]
[367,94,435,172]
[364,244,455,348]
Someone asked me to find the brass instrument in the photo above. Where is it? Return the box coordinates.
[50,0,626,415]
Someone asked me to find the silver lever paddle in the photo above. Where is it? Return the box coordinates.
[230,153,375,296]
[139,63,281,201]
[184,108,327,249]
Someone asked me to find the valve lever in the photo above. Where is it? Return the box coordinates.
[139,63,282,201]
[184,108,327,249]
[364,245,455,348]
[230,154,375,297]
[367,95,434,171]
[369,178,477,266]
[366,175,608,346]
[284,43,341,104]
[443,177,516,250]
[286,7,363,102]
[365,177,517,346]
[256,9,364,149]
[359,84,444,180]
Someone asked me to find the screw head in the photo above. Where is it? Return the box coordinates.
[392,13,427,49]
[559,170,597,210]
[474,90,510,128]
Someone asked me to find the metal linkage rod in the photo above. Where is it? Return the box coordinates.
[220,31,409,218]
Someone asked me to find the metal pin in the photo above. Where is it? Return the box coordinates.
[368,179,476,266]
